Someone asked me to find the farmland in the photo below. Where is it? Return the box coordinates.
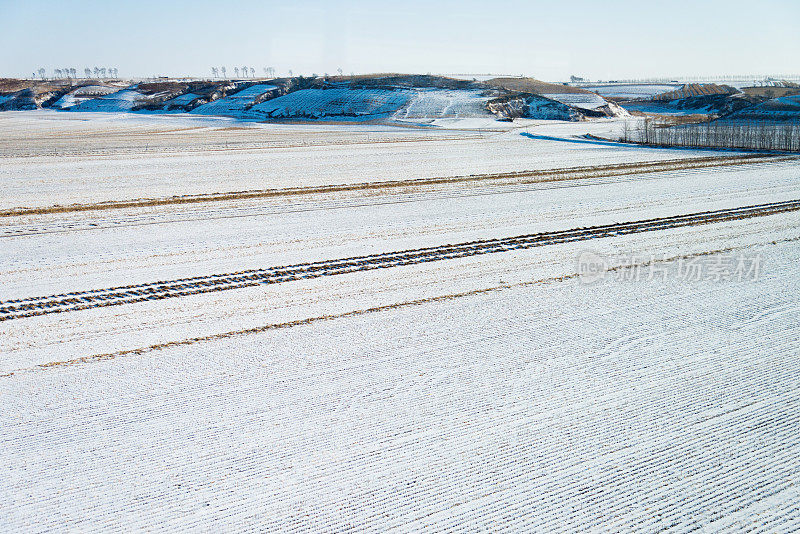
[2,110,800,531]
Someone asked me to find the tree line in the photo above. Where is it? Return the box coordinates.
[35,67,119,80]
[620,119,800,152]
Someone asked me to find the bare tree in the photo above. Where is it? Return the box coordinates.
[211,67,218,78]
[99,67,107,78]
[93,66,100,78]
[70,68,77,79]
[84,67,91,78]
[250,67,255,78]
[221,66,227,78]
[619,118,799,152]
[54,68,62,78]
[288,69,293,77]
[38,68,46,80]
[234,67,239,78]
[337,67,343,76]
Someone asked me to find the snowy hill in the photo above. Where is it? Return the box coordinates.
[0,75,631,122]
[52,85,120,109]
[727,94,800,121]
[191,84,279,118]
[68,89,146,112]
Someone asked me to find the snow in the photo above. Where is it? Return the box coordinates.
[51,93,78,109]
[394,89,492,119]
[621,101,715,115]
[544,92,610,111]
[163,92,201,106]
[580,84,681,99]
[67,89,146,112]
[53,86,120,109]
[247,88,494,121]
[0,112,737,210]
[250,87,413,119]
[776,94,800,106]
[727,94,800,121]
[2,216,800,529]
[2,111,799,529]
[527,97,580,120]
[189,84,278,117]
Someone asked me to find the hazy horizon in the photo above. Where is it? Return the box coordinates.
[2,0,799,81]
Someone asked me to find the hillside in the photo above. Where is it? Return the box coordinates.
[726,94,800,121]
[0,75,630,122]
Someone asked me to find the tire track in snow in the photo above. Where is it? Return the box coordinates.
[2,199,799,322]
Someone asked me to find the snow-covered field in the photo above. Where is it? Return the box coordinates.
[580,84,681,100]
[2,110,799,531]
[0,111,735,210]
[621,101,716,116]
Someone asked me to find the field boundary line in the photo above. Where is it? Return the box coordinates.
[2,199,799,322]
[2,154,791,218]
[5,237,797,378]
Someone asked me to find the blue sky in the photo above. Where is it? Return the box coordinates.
[1,0,798,80]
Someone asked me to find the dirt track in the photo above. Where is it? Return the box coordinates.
[3,198,798,322]
[1,153,790,218]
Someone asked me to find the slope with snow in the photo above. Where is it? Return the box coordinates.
[190,83,278,118]
[728,94,800,121]
[67,89,146,112]
[161,92,201,109]
[544,92,609,111]
[394,89,493,119]
[51,85,120,109]
[250,87,414,119]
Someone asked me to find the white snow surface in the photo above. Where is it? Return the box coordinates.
[67,89,146,112]
[581,84,681,99]
[52,86,120,109]
[394,89,493,119]
[247,88,493,121]
[2,224,800,530]
[0,113,738,210]
[163,92,201,106]
[545,92,610,110]
[190,84,278,117]
[2,111,799,530]
[250,87,414,119]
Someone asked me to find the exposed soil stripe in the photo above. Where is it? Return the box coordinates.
[2,199,798,322]
[1,154,789,218]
